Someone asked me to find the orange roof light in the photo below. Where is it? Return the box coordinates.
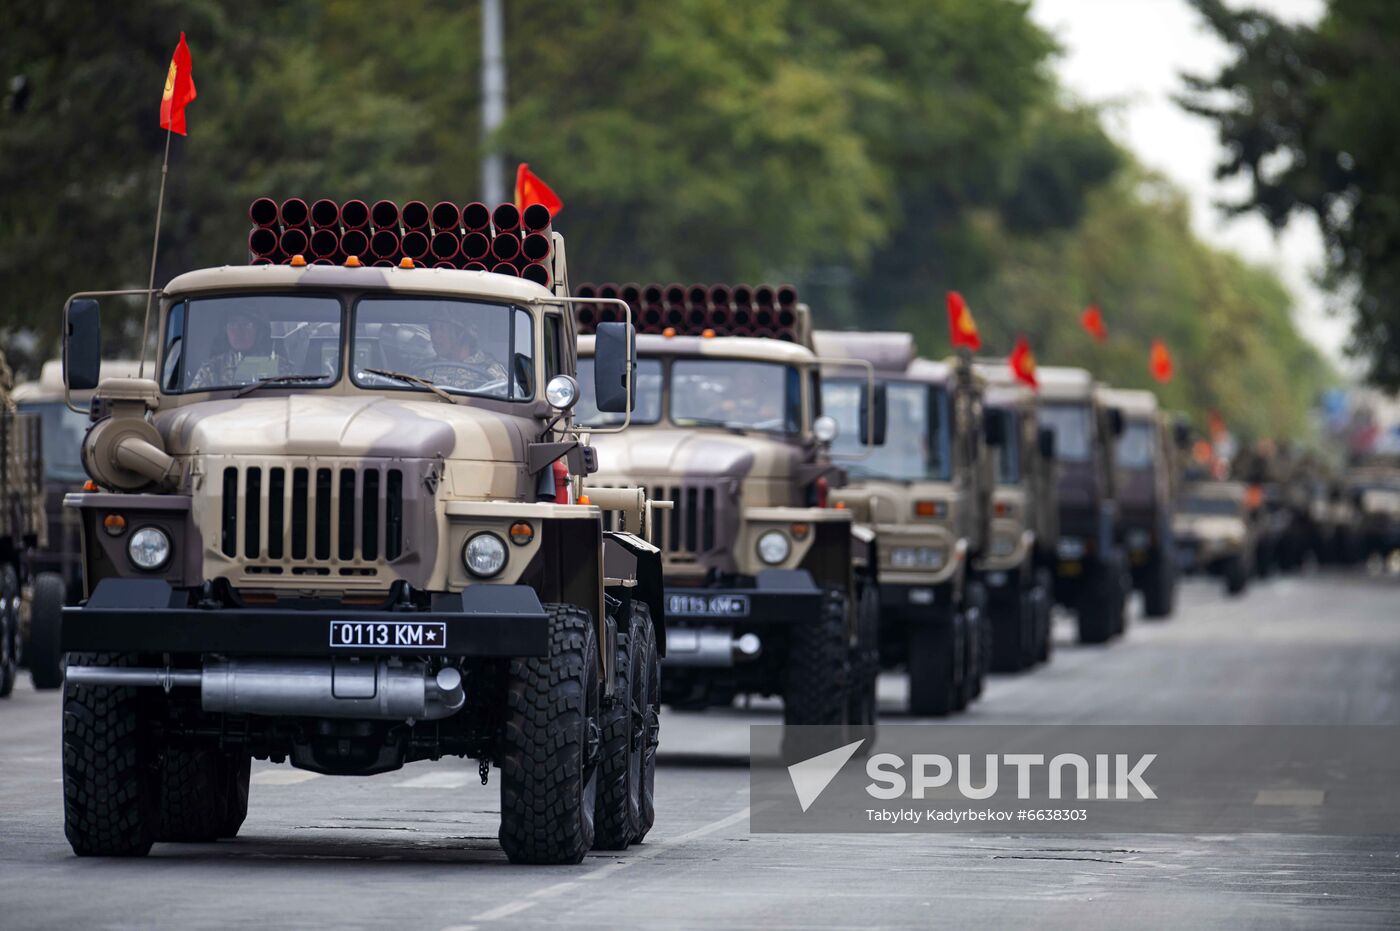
[399,257,416,269]
[290,254,307,267]
[577,494,592,506]
[702,328,716,339]
[834,501,847,510]
[345,255,362,267]
[662,327,677,338]
[82,480,99,492]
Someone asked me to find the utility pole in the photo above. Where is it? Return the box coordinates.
[481,0,507,205]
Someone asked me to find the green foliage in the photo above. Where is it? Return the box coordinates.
[1181,0,1400,389]
[0,0,1330,438]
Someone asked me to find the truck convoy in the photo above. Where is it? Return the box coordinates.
[576,286,882,729]
[55,197,665,864]
[814,332,994,716]
[1036,367,1129,644]
[0,351,49,698]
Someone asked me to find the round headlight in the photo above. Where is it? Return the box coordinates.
[545,374,580,411]
[463,532,508,578]
[813,415,839,443]
[756,530,791,565]
[128,526,172,571]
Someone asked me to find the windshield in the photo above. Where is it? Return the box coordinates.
[1116,419,1155,470]
[1180,495,1240,516]
[352,297,531,400]
[991,408,1021,484]
[576,358,663,426]
[1041,403,1093,463]
[824,379,951,481]
[18,401,88,482]
[163,294,342,393]
[671,360,802,434]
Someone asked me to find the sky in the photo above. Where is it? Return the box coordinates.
[1028,0,1347,370]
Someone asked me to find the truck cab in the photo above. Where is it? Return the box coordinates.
[1174,480,1254,594]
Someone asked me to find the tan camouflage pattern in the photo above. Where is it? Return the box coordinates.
[1173,480,1252,561]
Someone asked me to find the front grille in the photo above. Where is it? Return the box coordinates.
[221,465,404,572]
[597,483,721,558]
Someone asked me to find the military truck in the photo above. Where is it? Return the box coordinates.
[1036,368,1129,643]
[56,202,666,864]
[812,332,992,715]
[1099,388,1179,619]
[14,358,141,688]
[1174,481,1254,594]
[575,286,882,729]
[0,352,49,698]
[973,359,1058,672]
[1347,459,1400,562]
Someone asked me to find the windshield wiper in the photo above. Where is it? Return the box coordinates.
[233,373,331,398]
[362,368,458,405]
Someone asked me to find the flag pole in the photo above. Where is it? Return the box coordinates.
[139,128,173,379]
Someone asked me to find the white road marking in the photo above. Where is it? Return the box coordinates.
[394,771,474,789]
[470,805,756,923]
[251,769,323,786]
[1254,788,1325,806]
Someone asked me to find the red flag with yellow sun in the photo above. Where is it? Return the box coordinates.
[159,33,197,135]
[946,291,982,352]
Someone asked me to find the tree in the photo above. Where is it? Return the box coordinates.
[1180,0,1400,389]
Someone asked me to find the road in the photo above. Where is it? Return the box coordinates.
[2,573,1398,930]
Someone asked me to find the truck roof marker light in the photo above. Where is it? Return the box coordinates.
[345,255,362,267]
[289,254,307,267]
[702,329,716,339]
[577,495,592,506]
[399,257,415,269]
[82,480,99,492]
[834,501,847,510]
[662,327,677,338]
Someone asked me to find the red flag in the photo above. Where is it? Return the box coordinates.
[1009,336,1038,389]
[946,291,982,351]
[1150,339,1174,383]
[1080,304,1107,342]
[159,33,197,135]
[515,163,563,216]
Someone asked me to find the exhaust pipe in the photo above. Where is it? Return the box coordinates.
[371,199,400,230]
[461,201,492,232]
[310,198,340,229]
[340,199,370,230]
[663,630,761,668]
[401,200,430,231]
[431,201,461,232]
[279,197,310,229]
[249,197,280,228]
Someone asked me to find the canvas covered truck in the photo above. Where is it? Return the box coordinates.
[973,360,1058,672]
[1174,481,1254,594]
[1099,387,1179,620]
[575,285,883,729]
[0,352,49,698]
[817,333,994,716]
[56,199,666,864]
[14,358,141,688]
[1036,367,1130,644]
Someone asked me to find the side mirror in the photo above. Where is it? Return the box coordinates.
[859,382,888,447]
[64,298,102,391]
[1108,407,1125,437]
[982,408,1006,447]
[592,321,635,414]
[1038,426,1056,460]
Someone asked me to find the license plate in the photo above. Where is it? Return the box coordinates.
[667,593,750,618]
[328,620,447,649]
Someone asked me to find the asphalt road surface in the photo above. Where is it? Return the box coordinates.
[2,573,1398,930]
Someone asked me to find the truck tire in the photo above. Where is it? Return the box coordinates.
[1141,549,1176,619]
[62,652,157,856]
[27,572,67,690]
[499,604,601,865]
[593,623,639,850]
[783,589,850,727]
[1076,562,1117,644]
[0,564,18,697]
[988,584,1030,673]
[964,583,988,703]
[907,611,956,717]
[1225,556,1249,596]
[157,746,250,842]
[846,581,880,729]
[631,604,660,843]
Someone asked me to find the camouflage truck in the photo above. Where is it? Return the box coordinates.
[1036,368,1130,643]
[0,352,49,697]
[1099,388,1179,619]
[1347,459,1400,561]
[575,286,883,729]
[1173,481,1254,594]
[814,333,993,715]
[55,205,667,864]
[14,358,141,688]
[973,360,1058,672]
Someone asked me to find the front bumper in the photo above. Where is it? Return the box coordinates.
[62,578,549,657]
[662,569,821,626]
